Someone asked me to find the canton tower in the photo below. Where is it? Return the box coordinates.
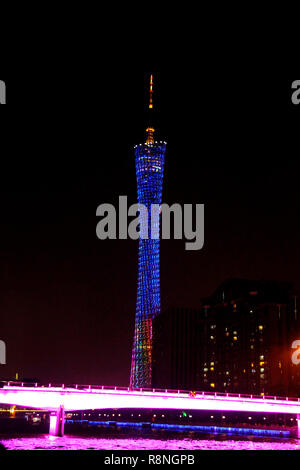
[130,74,167,389]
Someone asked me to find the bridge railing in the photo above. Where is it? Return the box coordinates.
[1,381,41,388]
[1,382,300,403]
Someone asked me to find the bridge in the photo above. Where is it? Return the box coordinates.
[1,382,300,437]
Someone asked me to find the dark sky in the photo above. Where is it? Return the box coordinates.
[0,73,299,386]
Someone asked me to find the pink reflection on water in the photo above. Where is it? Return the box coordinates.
[1,435,300,451]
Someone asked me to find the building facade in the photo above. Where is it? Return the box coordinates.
[152,279,300,397]
[152,308,203,391]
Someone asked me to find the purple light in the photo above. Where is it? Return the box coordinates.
[49,414,59,435]
[1,386,300,416]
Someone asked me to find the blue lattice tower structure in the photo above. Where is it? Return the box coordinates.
[130,74,167,389]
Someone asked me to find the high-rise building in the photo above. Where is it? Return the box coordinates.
[130,74,167,389]
[152,308,203,391]
[200,279,300,397]
[152,279,300,397]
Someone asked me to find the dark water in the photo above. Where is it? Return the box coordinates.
[1,431,300,450]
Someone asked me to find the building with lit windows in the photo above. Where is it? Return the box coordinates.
[130,74,167,389]
[152,279,300,397]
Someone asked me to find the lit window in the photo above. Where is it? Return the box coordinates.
[210,383,215,388]
[259,325,264,331]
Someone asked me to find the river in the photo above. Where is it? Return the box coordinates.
[1,430,300,450]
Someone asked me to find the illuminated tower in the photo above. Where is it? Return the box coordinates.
[130,74,167,389]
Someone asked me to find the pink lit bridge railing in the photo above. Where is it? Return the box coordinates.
[1,382,300,437]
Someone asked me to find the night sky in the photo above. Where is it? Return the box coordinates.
[0,74,299,386]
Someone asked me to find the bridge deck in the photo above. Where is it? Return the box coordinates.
[1,383,300,415]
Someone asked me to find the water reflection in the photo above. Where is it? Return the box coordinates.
[1,432,300,450]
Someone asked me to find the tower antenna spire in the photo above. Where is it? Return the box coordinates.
[149,73,154,109]
[146,73,155,144]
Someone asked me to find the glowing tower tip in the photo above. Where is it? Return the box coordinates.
[146,73,155,144]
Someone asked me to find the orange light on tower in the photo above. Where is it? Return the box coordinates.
[149,74,153,109]
[146,73,155,144]
[146,127,155,145]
